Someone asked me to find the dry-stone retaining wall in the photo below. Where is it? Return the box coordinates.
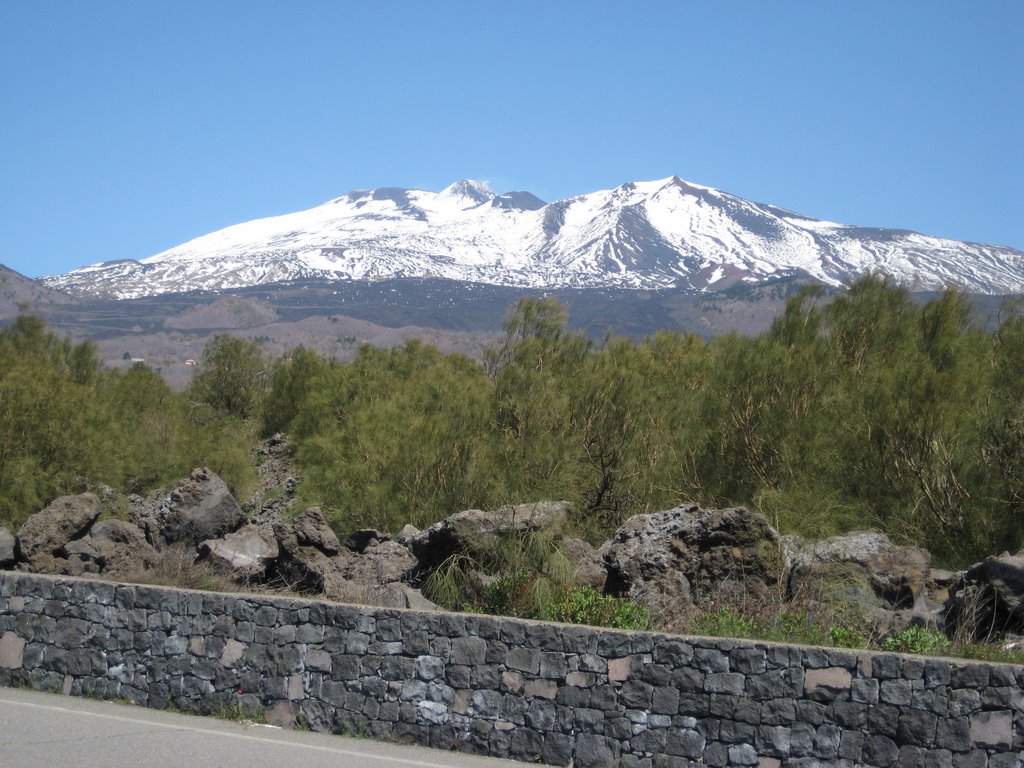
[1,571,1021,767]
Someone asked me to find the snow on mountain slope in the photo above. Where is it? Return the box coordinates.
[44,177,1024,298]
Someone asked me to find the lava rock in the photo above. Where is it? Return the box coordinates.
[199,524,280,579]
[603,504,786,611]
[945,551,1024,641]
[271,507,350,593]
[405,501,570,570]
[16,493,102,570]
[131,469,246,549]
[784,531,931,611]
[63,519,159,578]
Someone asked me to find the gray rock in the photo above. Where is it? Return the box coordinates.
[559,537,608,588]
[158,468,246,547]
[863,733,899,766]
[63,519,158,578]
[968,710,1013,750]
[339,539,417,586]
[395,584,439,611]
[946,552,1024,641]
[0,525,16,568]
[126,493,162,543]
[267,505,420,608]
[1001,634,1024,654]
[17,493,102,569]
[198,524,279,579]
[574,733,617,768]
[784,531,931,611]
[289,506,340,555]
[925,568,961,611]
[243,433,299,523]
[727,743,758,766]
[319,537,432,610]
[406,501,570,569]
[396,524,420,544]
[272,507,350,594]
[603,504,786,612]
[344,529,389,553]
[130,469,246,549]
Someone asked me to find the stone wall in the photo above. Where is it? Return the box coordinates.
[0,571,1021,768]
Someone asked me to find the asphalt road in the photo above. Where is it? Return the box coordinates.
[0,686,540,768]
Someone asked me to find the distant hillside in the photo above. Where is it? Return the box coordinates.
[0,264,78,318]
[5,264,1018,389]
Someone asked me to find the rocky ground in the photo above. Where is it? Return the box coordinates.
[1,439,1022,652]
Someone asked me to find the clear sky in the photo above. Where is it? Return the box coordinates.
[2,1,1021,278]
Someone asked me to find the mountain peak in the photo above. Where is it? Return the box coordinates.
[440,179,494,205]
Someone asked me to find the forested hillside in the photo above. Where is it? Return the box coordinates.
[2,275,1022,567]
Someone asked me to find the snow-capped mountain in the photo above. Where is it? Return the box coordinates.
[44,177,1024,298]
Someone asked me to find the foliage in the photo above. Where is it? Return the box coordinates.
[545,585,652,631]
[261,345,324,437]
[0,320,255,528]
[689,607,759,639]
[274,281,1022,565]
[208,696,267,724]
[293,341,493,532]
[119,544,240,593]
[6,299,1024,659]
[482,570,535,617]
[947,643,1024,665]
[417,518,650,630]
[421,524,575,621]
[0,316,108,524]
[882,625,952,655]
[828,625,868,649]
[188,334,267,419]
[425,559,651,631]
[689,606,867,649]
[5,275,1024,571]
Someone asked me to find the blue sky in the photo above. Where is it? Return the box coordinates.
[2,1,1021,278]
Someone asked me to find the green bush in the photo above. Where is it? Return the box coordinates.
[483,570,534,617]
[882,625,951,655]
[948,643,1024,665]
[545,586,652,631]
[764,612,829,646]
[0,321,258,528]
[278,278,1024,565]
[828,625,868,649]
[690,608,759,639]
[188,334,267,419]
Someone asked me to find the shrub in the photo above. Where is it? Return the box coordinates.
[828,625,868,649]
[483,570,534,617]
[764,611,829,646]
[545,585,652,631]
[690,607,759,639]
[882,625,951,655]
[688,607,867,650]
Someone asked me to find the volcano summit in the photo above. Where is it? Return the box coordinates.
[44,177,1024,299]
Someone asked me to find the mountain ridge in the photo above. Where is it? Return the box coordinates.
[42,176,1024,299]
